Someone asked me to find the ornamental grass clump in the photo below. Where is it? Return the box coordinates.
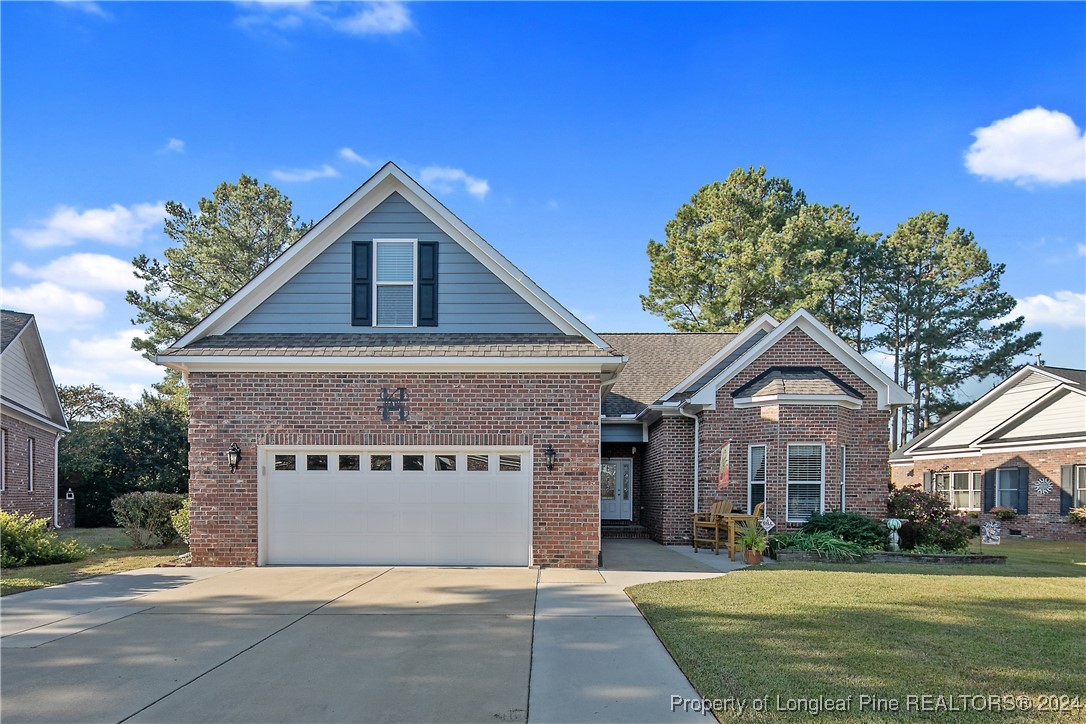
[0,512,89,568]
[887,485,971,553]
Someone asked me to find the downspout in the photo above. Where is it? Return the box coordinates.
[678,405,700,517]
[53,433,63,528]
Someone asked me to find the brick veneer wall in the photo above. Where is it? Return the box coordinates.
[0,412,58,523]
[601,441,642,524]
[186,371,601,567]
[643,417,694,542]
[698,328,892,529]
[891,448,1086,541]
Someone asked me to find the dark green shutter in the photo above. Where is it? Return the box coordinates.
[417,241,438,327]
[983,470,995,512]
[1016,467,1029,514]
[1060,465,1075,515]
[922,471,932,492]
[352,240,372,326]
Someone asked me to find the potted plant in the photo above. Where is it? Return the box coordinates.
[989,506,1018,521]
[738,521,768,565]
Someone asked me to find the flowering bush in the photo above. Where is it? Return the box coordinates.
[1069,506,1086,527]
[887,485,972,553]
[988,506,1018,521]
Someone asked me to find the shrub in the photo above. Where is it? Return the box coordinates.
[989,506,1017,521]
[1070,506,1086,527]
[112,491,186,548]
[770,531,865,561]
[887,485,971,552]
[170,497,190,544]
[0,512,89,568]
[801,511,886,551]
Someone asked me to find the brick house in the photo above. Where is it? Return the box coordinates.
[158,162,911,567]
[891,365,1086,541]
[1,310,70,526]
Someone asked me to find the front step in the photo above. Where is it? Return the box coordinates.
[601,523,651,539]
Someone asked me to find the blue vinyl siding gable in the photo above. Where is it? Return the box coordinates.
[229,192,561,334]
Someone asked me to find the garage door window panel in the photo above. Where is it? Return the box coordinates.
[402,455,424,471]
[467,454,489,471]
[500,455,522,472]
[436,454,457,471]
[306,455,329,471]
[370,454,392,471]
[338,455,360,471]
[274,455,296,471]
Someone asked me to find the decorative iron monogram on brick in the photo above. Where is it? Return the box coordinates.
[379,387,409,421]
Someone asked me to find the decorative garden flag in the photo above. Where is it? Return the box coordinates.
[760,516,775,533]
[981,520,1001,545]
[717,442,731,489]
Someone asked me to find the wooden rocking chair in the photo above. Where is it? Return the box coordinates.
[692,500,733,554]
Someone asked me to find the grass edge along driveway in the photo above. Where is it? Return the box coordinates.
[627,539,1086,723]
[0,528,188,596]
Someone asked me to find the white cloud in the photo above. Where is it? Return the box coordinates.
[419,166,490,200]
[236,1,413,36]
[10,202,164,249]
[864,349,897,380]
[51,330,162,401]
[11,253,137,292]
[1010,291,1086,329]
[0,282,105,331]
[965,107,1086,185]
[269,163,339,183]
[162,137,185,154]
[338,147,371,165]
[1078,244,1086,257]
[56,1,108,17]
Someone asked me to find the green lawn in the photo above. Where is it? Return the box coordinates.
[0,528,188,596]
[628,539,1086,722]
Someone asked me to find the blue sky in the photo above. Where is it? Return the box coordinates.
[2,1,1084,400]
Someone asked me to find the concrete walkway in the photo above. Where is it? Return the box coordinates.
[0,541,735,723]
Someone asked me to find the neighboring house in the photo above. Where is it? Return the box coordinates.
[0,310,69,525]
[157,162,911,568]
[891,365,1086,541]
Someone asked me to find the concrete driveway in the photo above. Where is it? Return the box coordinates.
[1,541,732,723]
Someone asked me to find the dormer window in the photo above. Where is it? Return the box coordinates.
[375,239,417,327]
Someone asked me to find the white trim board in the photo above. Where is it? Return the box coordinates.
[896,365,1073,457]
[173,163,608,349]
[157,355,627,374]
[686,309,912,411]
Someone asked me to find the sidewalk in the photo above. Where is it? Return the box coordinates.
[527,539,735,723]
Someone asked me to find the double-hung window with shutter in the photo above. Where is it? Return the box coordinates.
[1077,466,1086,507]
[748,444,766,512]
[932,471,981,510]
[786,443,824,522]
[374,239,417,327]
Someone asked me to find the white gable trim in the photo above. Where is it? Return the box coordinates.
[174,163,607,349]
[896,365,1065,457]
[733,393,862,410]
[686,309,912,410]
[657,313,780,402]
[970,383,1086,447]
[2,318,68,431]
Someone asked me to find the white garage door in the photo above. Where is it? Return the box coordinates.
[262,448,532,566]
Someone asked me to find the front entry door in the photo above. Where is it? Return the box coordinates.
[600,458,633,520]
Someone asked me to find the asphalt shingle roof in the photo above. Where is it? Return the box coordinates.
[598,332,735,416]
[161,333,621,358]
[1044,365,1086,390]
[732,367,864,400]
[0,310,33,353]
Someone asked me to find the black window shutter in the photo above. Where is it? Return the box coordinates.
[983,469,995,512]
[1060,465,1074,515]
[1016,467,1029,514]
[417,241,438,327]
[352,240,372,326]
[922,471,932,492]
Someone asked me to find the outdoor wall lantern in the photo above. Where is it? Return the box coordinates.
[544,444,557,471]
[227,443,242,472]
